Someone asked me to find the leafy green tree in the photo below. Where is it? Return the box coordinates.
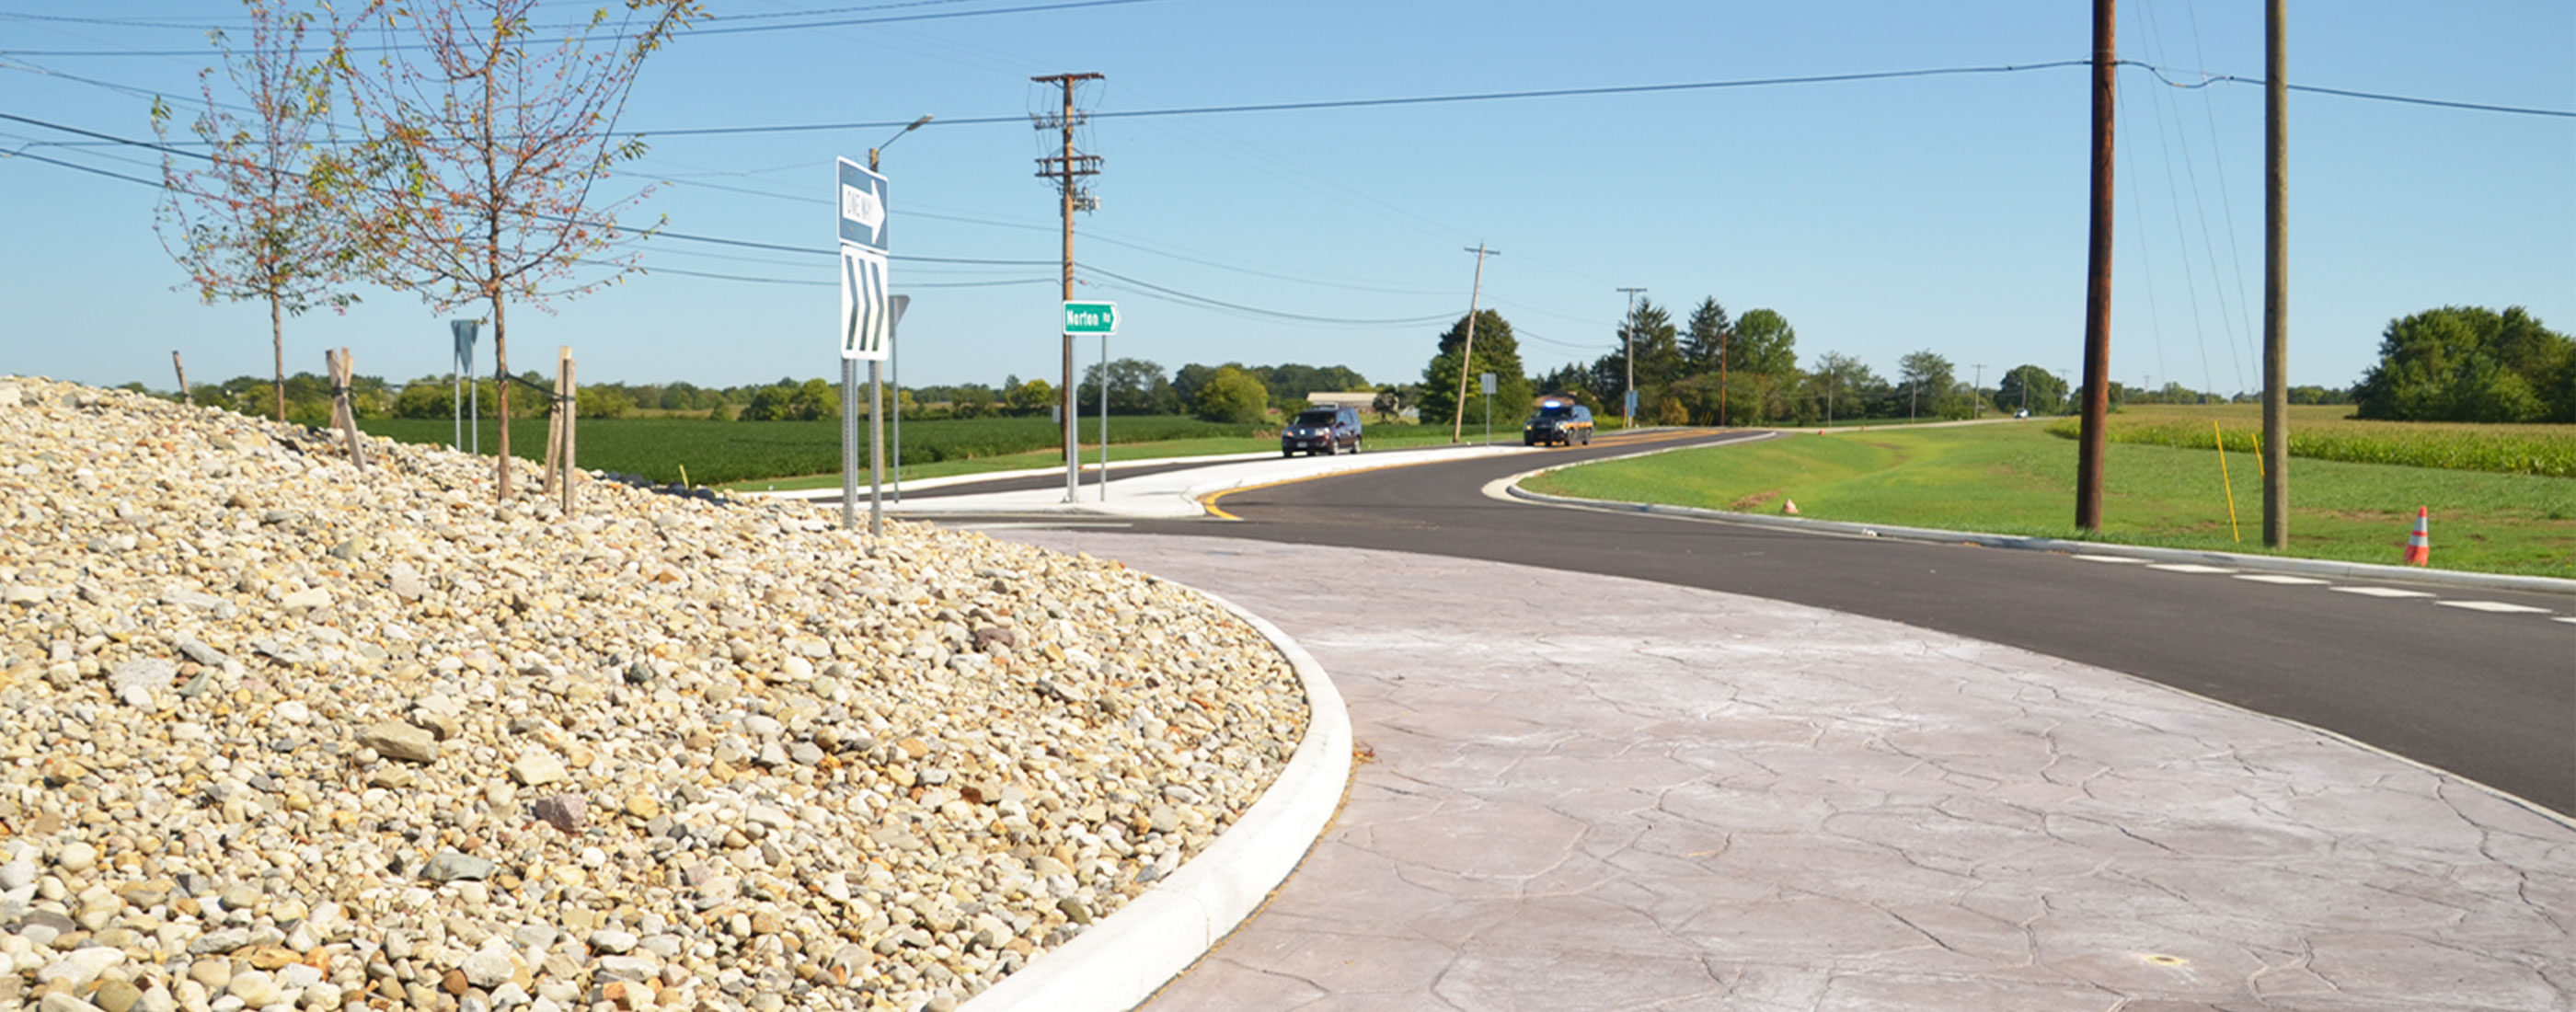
[1995,364,2069,415]
[1728,309,1798,376]
[1192,366,1268,424]
[1809,351,1886,421]
[1005,377,1056,416]
[1419,310,1531,429]
[2352,306,2573,422]
[1077,357,1175,414]
[1898,351,1957,421]
[1682,297,1731,374]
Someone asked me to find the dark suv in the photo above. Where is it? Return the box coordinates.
[1523,398,1593,446]
[1281,406,1363,456]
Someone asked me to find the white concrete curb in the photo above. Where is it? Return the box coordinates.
[958,588,1352,1012]
[1485,435,2576,596]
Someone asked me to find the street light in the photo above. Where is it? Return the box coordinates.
[868,115,933,172]
[869,115,931,505]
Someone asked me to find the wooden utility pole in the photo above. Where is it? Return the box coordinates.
[2075,0,2118,532]
[2261,0,2289,547]
[1450,244,1498,444]
[1033,73,1103,502]
[1616,286,1646,427]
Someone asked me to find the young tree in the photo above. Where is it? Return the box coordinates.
[1809,351,1885,422]
[153,0,360,423]
[1682,297,1731,374]
[332,0,700,498]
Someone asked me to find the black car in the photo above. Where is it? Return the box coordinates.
[1523,398,1593,446]
[1281,406,1363,456]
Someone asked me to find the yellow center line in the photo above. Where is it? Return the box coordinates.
[1198,430,1737,520]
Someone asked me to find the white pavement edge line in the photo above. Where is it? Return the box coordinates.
[959,587,1353,1012]
[1486,446,2576,833]
[1483,440,2576,598]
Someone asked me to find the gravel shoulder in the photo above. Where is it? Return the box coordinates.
[0,378,1309,1012]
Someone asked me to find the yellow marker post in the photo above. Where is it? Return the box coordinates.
[2250,431,2265,478]
[2215,420,2241,544]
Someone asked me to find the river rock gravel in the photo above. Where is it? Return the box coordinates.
[0,378,1308,1012]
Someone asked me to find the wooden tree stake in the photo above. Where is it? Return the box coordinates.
[326,347,367,470]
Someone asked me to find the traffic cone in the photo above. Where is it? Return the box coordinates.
[2402,507,2431,565]
[1782,499,1800,516]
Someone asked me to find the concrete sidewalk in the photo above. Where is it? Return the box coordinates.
[986,533,2574,1012]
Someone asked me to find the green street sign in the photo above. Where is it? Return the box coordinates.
[1064,301,1118,335]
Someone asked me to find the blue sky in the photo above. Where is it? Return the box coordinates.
[4,0,2570,397]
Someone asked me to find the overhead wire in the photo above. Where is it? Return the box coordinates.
[1,0,1179,57]
[2179,0,2266,392]
[2139,0,2247,397]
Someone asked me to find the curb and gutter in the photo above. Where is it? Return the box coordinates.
[1488,437,2576,596]
[960,589,1353,1012]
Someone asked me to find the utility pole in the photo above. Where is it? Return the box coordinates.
[1616,287,1646,427]
[1033,73,1103,501]
[1971,363,1986,419]
[2261,0,2289,547]
[2075,0,2118,532]
[1449,244,1499,444]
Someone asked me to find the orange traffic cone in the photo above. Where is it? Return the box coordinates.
[2402,507,2431,565]
[1782,499,1800,516]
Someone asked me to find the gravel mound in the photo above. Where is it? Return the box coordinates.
[0,378,1307,1012]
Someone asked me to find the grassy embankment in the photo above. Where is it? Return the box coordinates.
[357,415,1477,490]
[1528,406,2575,577]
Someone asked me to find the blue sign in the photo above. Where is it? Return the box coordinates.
[835,158,889,254]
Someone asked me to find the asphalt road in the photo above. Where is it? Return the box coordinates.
[929,430,2575,815]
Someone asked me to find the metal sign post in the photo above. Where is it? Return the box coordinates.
[451,319,478,454]
[1098,333,1110,500]
[836,156,893,535]
[1062,301,1118,501]
[1479,372,1496,445]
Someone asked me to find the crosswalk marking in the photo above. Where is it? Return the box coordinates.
[2235,574,2329,585]
[2330,586,2436,598]
[2072,554,2148,564]
[2436,600,2554,615]
[2148,564,2237,574]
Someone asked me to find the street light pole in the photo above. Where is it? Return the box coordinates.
[1616,286,1645,427]
[865,116,930,511]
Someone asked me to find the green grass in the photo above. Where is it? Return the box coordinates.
[358,415,1474,489]
[1527,423,2576,577]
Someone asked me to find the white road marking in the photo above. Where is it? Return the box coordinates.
[2330,586,2436,598]
[2235,574,2329,585]
[2072,554,2147,564]
[2555,617,2576,626]
[2436,600,2555,615]
[2148,564,2237,574]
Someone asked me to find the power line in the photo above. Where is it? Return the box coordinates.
[0,0,1000,30]
[2130,62,2574,119]
[0,0,1177,57]
[1077,265,1453,328]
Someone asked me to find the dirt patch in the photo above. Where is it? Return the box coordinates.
[1731,489,1785,512]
